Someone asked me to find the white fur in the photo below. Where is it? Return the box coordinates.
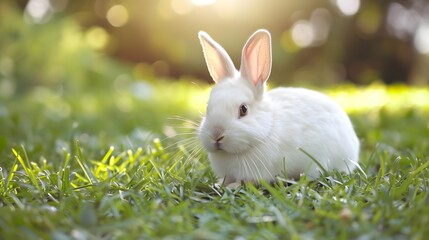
[198,29,360,185]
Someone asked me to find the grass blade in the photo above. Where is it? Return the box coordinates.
[12,148,41,191]
[73,140,95,185]
[298,147,328,176]
[4,161,18,192]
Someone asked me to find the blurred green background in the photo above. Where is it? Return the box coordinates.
[0,0,428,157]
[2,0,429,90]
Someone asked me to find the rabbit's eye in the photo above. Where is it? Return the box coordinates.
[239,104,248,118]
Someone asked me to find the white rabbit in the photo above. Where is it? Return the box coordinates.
[198,29,360,185]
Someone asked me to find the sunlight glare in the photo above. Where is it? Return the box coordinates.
[192,0,216,6]
[335,0,360,16]
[171,0,193,15]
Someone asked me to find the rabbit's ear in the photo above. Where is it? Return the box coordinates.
[199,31,236,83]
[240,30,272,86]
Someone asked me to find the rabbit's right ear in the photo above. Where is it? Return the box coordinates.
[240,29,272,86]
[198,31,236,83]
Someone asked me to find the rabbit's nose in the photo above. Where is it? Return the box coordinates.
[216,135,224,142]
[212,127,224,142]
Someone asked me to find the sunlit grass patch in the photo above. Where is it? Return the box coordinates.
[328,83,429,113]
[325,83,429,154]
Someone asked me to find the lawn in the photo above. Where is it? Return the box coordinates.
[0,80,428,239]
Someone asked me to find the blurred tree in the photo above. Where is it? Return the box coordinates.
[341,0,418,84]
[2,0,428,88]
[0,0,128,96]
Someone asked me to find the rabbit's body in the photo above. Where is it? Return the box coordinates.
[207,85,359,184]
[198,29,360,185]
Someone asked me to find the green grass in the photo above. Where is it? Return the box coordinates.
[0,82,428,239]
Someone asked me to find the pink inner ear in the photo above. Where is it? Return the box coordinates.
[244,41,259,86]
[241,31,271,87]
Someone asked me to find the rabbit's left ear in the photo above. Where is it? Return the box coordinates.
[240,29,272,86]
[199,31,236,83]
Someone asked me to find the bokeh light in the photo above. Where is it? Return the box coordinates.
[414,23,429,54]
[386,2,420,40]
[85,27,109,50]
[336,0,361,16]
[291,20,314,48]
[106,5,129,27]
[24,0,52,23]
[310,8,331,46]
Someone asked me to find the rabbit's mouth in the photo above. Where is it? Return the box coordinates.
[210,141,235,153]
[202,138,226,152]
[215,142,223,151]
